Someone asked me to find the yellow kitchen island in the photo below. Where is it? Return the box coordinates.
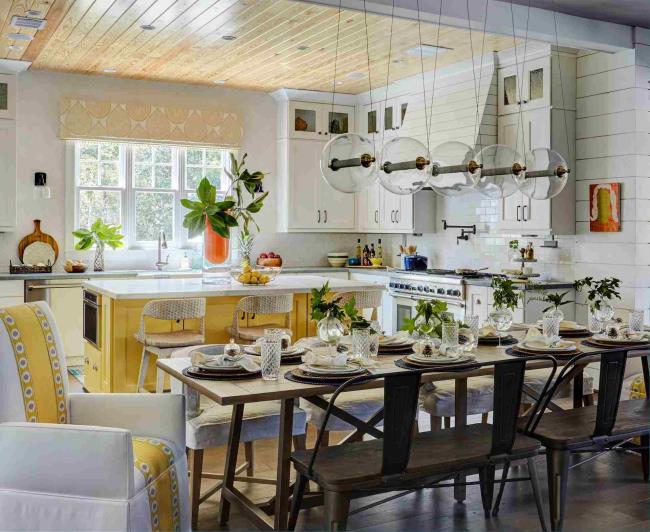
[81,275,383,393]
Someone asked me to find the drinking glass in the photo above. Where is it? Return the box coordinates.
[351,328,371,361]
[489,308,513,347]
[542,315,561,338]
[441,321,459,354]
[368,321,381,358]
[260,338,281,381]
[465,315,480,350]
[588,311,604,334]
[629,310,644,332]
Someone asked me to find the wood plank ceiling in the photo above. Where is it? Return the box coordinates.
[0,0,521,93]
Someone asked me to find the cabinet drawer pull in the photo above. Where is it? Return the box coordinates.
[390,210,395,222]
[324,210,328,223]
[476,299,482,305]
[84,357,89,365]
[375,210,379,224]
[92,364,98,371]
[516,205,521,222]
[317,210,321,223]
[522,205,528,221]
[396,210,400,223]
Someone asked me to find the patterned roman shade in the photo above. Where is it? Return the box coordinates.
[59,97,243,147]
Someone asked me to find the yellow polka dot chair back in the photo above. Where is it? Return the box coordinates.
[0,302,190,532]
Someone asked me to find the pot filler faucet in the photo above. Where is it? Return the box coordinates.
[156,230,169,270]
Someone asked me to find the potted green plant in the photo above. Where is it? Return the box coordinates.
[531,290,573,321]
[400,299,453,356]
[73,218,124,271]
[574,277,621,323]
[489,277,521,344]
[310,282,346,356]
[181,153,268,283]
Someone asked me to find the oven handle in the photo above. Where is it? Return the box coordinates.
[390,293,465,307]
[28,284,85,290]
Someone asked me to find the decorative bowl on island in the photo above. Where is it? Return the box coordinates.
[231,265,281,285]
[327,252,349,268]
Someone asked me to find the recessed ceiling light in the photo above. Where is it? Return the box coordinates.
[26,10,42,17]
[222,35,236,41]
[297,45,309,51]
[404,44,453,57]
[140,23,155,31]
[346,72,365,80]
[7,33,33,41]
[214,79,226,84]
[7,44,22,51]
[392,58,406,64]
[103,68,117,74]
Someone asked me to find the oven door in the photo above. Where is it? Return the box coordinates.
[391,293,465,332]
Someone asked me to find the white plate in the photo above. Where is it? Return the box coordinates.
[521,340,576,352]
[23,241,56,266]
[406,353,472,365]
[592,334,648,344]
[244,345,302,356]
[196,361,243,371]
[298,363,364,375]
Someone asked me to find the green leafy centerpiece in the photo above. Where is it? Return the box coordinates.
[489,277,521,344]
[73,218,124,271]
[181,153,267,284]
[574,276,621,324]
[531,290,573,321]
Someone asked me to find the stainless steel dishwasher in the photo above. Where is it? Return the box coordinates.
[25,278,88,366]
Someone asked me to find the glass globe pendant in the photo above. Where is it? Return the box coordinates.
[429,141,481,196]
[519,148,569,200]
[475,144,525,199]
[320,133,378,193]
[379,137,431,195]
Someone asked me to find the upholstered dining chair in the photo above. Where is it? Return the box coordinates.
[338,289,383,321]
[520,349,650,531]
[0,302,190,531]
[289,357,555,531]
[226,294,293,344]
[135,297,206,393]
[170,344,308,529]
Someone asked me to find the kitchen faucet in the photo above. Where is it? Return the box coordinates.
[156,230,169,271]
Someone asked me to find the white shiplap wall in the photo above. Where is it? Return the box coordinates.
[574,33,650,323]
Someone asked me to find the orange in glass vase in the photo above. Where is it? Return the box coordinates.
[203,215,231,284]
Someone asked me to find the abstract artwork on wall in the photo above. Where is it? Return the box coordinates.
[589,183,621,232]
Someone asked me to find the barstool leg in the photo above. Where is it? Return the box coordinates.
[155,366,165,393]
[137,347,149,393]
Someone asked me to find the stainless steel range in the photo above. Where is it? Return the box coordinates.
[388,269,492,333]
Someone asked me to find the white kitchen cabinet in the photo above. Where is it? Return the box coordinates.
[359,96,409,138]
[286,101,355,140]
[497,108,574,234]
[0,119,17,231]
[0,280,23,308]
[465,284,489,323]
[498,56,553,115]
[357,181,381,231]
[278,138,355,232]
[381,190,413,231]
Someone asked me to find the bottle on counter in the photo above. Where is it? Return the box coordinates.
[370,243,376,258]
[356,239,362,261]
[377,239,383,259]
[362,245,371,266]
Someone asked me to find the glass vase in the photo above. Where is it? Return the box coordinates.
[316,315,345,357]
[203,219,231,285]
[93,242,105,272]
[591,300,614,323]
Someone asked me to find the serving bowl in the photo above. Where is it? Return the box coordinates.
[231,265,282,285]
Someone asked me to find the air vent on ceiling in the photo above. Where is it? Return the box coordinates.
[404,44,452,57]
[11,15,47,30]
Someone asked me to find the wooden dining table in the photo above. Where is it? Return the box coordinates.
[157,333,649,531]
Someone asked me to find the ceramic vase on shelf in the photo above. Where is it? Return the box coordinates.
[93,242,105,272]
[202,219,231,285]
[316,315,345,357]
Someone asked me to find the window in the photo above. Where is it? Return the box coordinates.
[74,141,232,248]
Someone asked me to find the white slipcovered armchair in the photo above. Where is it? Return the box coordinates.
[0,302,190,531]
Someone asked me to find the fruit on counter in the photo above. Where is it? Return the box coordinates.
[64,259,88,273]
[257,251,282,267]
[237,264,271,285]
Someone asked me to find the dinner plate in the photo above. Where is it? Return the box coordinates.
[406,353,473,365]
[244,345,305,356]
[196,360,246,371]
[298,363,365,376]
[520,340,576,352]
[592,334,649,344]
[408,352,462,364]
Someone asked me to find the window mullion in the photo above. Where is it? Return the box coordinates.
[124,144,134,249]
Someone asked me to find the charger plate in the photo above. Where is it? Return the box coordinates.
[478,335,517,346]
[582,338,650,350]
[394,357,479,372]
[183,366,261,380]
[284,368,371,386]
[507,346,581,358]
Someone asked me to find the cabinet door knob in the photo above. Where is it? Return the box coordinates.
[318,131,322,135]
[324,210,328,223]
[523,100,528,104]
[516,205,521,222]
[317,210,321,223]
[476,299,482,305]
[84,357,89,365]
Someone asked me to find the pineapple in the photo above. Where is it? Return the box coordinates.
[238,233,255,269]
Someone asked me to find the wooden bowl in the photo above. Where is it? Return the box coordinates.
[257,257,282,267]
[64,263,88,273]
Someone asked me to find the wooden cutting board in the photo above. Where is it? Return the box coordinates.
[18,220,59,264]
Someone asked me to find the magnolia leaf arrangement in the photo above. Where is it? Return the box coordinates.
[310,282,345,322]
[73,219,124,251]
[344,299,380,333]
[181,153,268,239]
[491,277,521,311]
[574,277,621,310]
[531,290,573,313]
[401,299,452,339]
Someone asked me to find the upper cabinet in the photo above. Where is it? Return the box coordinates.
[286,101,355,140]
[359,96,409,138]
[0,74,17,232]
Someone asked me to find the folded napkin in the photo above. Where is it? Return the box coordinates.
[622,330,650,341]
[479,324,498,337]
[523,327,562,349]
[302,347,348,367]
[191,350,260,372]
[559,320,580,330]
[380,331,412,346]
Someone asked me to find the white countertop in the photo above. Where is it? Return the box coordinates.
[83,274,385,300]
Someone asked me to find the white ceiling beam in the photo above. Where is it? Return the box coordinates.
[295,0,634,53]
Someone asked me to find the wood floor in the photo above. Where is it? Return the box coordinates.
[195,426,650,532]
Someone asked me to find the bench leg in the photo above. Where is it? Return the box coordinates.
[244,441,254,477]
[324,490,350,531]
[547,449,570,531]
[478,464,496,517]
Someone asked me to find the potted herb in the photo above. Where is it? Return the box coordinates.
[574,277,621,323]
[73,218,124,271]
[489,277,521,344]
[310,282,345,355]
[531,290,573,321]
[181,153,267,283]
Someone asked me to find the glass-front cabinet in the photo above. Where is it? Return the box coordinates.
[498,56,550,114]
[360,97,409,137]
[288,101,354,140]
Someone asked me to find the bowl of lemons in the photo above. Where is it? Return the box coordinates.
[231,264,281,286]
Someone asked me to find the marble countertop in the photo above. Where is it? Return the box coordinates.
[83,274,385,300]
[464,278,575,290]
